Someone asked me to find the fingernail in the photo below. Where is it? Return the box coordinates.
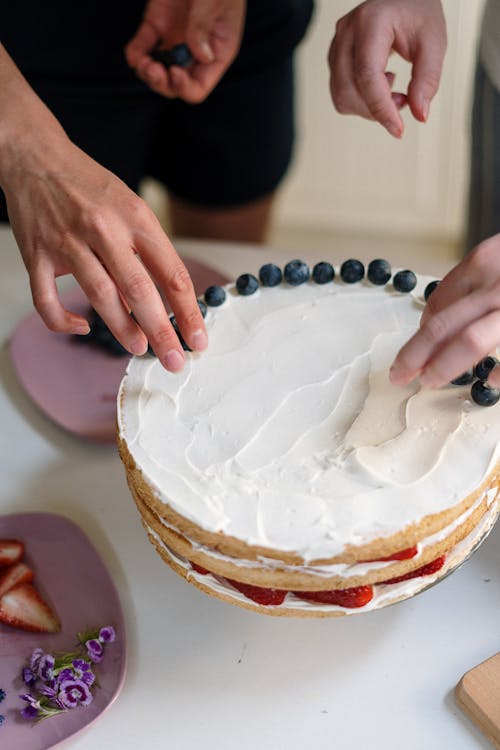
[72,325,91,335]
[389,362,404,384]
[200,41,215,62]
[422,98,430,121]
[191,328,208,351]
[164,349,185,372]
[385,120,403,138]
[130,337,148,356]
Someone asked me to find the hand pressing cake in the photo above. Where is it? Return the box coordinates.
[117,258,500,617]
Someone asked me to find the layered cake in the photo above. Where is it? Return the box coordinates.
[117,258,500,617]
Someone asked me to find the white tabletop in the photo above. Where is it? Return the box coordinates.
[0,226,498,750]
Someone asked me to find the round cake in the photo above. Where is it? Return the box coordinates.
[117,258,500,617]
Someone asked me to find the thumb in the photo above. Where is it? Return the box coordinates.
[407,37,446,122]
[185,0,222,64]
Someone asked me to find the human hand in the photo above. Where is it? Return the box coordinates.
[3,129,207,373]
[328,0,447,137]
[389,236,500,389]
[125,0,246,103]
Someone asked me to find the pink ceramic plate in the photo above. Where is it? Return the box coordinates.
[0,513,126,750]
[9,258,230,444]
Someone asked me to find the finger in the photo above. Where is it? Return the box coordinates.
[135,59,177,97]
[67,245,148,356]
[125,21,159,70]
[329,25,375,120]
[407,38,446,122]
[353,27,404,137]
[29,258,91,334]
[419,310,500,388]
[86,230,189,371]
[184,0,219,63]
[487,363,500,388]
[419,256,483,328]
[390,290,496,386]
[133,225,207,352]
[168,63,225,103]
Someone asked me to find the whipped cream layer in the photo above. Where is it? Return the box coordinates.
[118,270,500,561]
[145,497,499,615]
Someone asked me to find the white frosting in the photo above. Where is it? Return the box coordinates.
[145,499,499,614]
[118,270,500,561]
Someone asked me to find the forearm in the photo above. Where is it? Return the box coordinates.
[0,44,67,186]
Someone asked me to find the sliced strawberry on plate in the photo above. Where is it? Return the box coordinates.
[0,539,24,567]
[0,561,33,598]
[296,585,374,608]
[0,582,60,633]
[225,578,287,606]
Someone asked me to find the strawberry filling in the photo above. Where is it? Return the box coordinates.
[188,553,447,608]
[365,545,419,562]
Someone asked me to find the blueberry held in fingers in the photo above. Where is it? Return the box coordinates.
[367,259,391,286]
[284,260,310,286]
[150,43,193,69]
[424,280,440,301]
[450,369,475,386]
[474,356,499,382]
[340,259,364,284]
[471,380,500,407]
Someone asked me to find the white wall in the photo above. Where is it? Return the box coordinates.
[274,0,485,244]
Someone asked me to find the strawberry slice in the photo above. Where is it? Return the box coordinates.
[0,540,24,567]
[296,585,374,608]
[225,578,287,606]
[0,562,33,598]
[380,555,446,585]
[365,545,418,562]
[190,562,210,575]
[0,583,60,633]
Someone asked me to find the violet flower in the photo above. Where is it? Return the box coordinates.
[98,626,115,643]
[72,660,95,687]
[85,638,103,663]
[22,667,37,688]
[30,648,44,673]
[38,654,55,682]
[20,694,40,720]
[57,679,93,710]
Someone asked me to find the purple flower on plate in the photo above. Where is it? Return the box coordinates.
[98,626,116,643]
[72,660,95,686]
[57,668,75,683]
[30,647,44,673]
[0,714,4,726]
[0,688,5,703]
[57,679,93,710]
[85,638,103,663]
[38,683,58,700]
[22,667,37,688]
[38,654,55,681]
[20,693,41,720]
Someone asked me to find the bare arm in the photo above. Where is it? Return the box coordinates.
[0,44,206,371]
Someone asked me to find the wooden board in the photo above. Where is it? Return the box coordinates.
[455,652,500,749]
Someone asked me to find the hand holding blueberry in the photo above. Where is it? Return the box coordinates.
[390,234,500,390]
[125,0,246,103]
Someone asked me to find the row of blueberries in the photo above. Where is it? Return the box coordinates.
[204,258,430,307]
[74,257,438,357]
[72,257,499,407]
